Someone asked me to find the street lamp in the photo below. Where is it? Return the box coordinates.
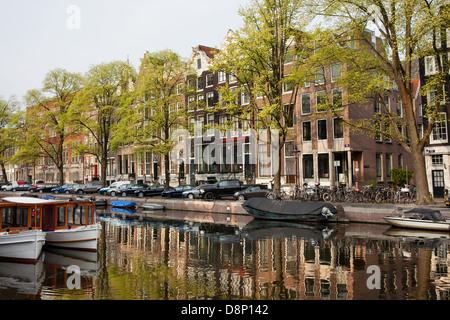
[293,146,301,196]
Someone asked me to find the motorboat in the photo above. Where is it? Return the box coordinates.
[141,203,164,211]
[110,200,138,210]
[241,197,337,222]
[0,199,46,263]
[383,208,450,231]
[3,197,101,252]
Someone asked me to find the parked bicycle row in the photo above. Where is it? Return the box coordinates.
[266,183,417,204]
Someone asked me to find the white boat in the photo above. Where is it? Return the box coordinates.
[3,197,101,252]
[383,208,450,231]
[0,200,47,263]
[141,203,164,211]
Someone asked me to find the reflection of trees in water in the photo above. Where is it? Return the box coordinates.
[95,218,450,300]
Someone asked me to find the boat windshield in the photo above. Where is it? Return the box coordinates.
[403,209,445,222]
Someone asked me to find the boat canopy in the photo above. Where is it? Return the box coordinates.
[403,208,445,222]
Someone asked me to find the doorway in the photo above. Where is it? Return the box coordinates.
[432,170,445,198]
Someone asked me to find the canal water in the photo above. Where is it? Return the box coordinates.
[1,208,450,300]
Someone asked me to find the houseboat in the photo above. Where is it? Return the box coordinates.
[3,197,101,252]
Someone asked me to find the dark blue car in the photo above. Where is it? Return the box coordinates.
[161,185,195,198]
[11,184,33,192]
[51,184,77,194]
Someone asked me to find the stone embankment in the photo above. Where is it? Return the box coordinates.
[2,192,449,225]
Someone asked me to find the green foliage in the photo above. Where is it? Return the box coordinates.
[389,168,413,187]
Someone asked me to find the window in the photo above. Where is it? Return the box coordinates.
[398,153,403,169]
[431,113,448,142]
[197,94,204,109]
[218,71,226,83]
[316,91,327,112]
[284,104,294,128]
[284,141,296,177]
[177,83,183,95]
[197,58,202,69]
[318,154,329,178]
[302,121,311,141]
[375,119,382,142]
[283,75,294,93]
[315,67,325,85]
[303,154,314,178]
[425,56,438,75]
[229,73,237,83]
[432,155,443,166]
[386,153,392,179]
[332,88,343,109]
[331,63,341,82]
[241,90,250,105]
[206,92,215,107]
[376,153,382,181]
[258,143,271,177]
[374,100,380,113]
[333,117,344,139]
[301,93,311,114]
[197,77,203,91]
[188,96,195,111]
[317,119,327,140]
[206,74,213,87]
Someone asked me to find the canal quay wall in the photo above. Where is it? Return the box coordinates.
[3,192,448,225]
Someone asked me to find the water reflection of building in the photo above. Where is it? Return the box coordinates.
[102,219,450,300]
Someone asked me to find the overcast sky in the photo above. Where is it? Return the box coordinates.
[0,0,249,105]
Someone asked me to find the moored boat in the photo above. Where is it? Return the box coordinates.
[3,197,101,252]
[0,200,46,263]
[383,208,450,231]
[242,197,337,222]
[141,203,164,211]
[110,200,138,210]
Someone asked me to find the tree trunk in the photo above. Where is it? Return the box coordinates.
[58,165,64,186]
[410,146,434,205]
[1,162,8,183]
[101,156,107,188]
[164,153,170,190]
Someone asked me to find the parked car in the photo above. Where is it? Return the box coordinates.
[1,181,25,191]
[233,185,271,201]
[114,184,149,197]
[135,185,170,198]
[99,181,131,195]
[51,183,77,194]
[182,184,213,199]
[107,184,134,197]
[162,185,195,198]
[33,183,60,193]
[72,182,103,194]
[11,184,33,192]
[199,179,247,199]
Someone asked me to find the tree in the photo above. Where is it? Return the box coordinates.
[71,60,136,187]
[211,0,311,194]
[305,0,449,204]
[0,96,23,182]
[25,69,83,185]
[117,50,190,190]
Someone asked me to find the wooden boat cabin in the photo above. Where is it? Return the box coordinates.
[1,197,96,232]
[0,201,43,232]
[44,200,95,232]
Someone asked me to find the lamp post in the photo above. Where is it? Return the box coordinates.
[293,147,301,197]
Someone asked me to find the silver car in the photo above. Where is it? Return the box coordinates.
[182,184,212,199]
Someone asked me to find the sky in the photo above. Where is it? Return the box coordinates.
[0,0,250,105]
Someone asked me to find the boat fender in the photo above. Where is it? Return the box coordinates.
[321,206,335,218]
